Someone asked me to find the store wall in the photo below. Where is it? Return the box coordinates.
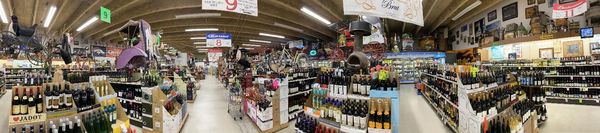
[480,35,600,60]
[451,0,588,50]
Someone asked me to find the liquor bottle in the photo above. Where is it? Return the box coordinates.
[68,119,74,133]
[21,88,29,115]
[29,125,34,133]
[45,85,53,112]
[21,127,26,133]
[61,119,67,133]
[74,116,82,133]
[39,124,44,133]
[58,85,65,110]
[36,87,43,113]
[52,124,58,133]
[12,88,20,115]
[65,85,73,109]
[11,127,16,133]
[28,88,36,114]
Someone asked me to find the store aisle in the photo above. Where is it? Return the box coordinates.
[398,84,452,133]
[0,91,10,131]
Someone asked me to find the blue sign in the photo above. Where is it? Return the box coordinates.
[580,27,594,38]
[206,33,232,39]
[206,33,232,47]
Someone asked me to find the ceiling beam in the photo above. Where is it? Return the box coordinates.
[428,0,471,33]
[60,0,103,33]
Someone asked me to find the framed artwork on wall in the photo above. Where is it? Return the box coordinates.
[539,48,554,59]
[502,2,518,21]
[525,6,538,19]
[528,0,536,5]
[563,40,583,57]
[488,10,497,22]
[537,0,546,4]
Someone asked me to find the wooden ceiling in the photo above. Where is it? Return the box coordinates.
[0,0,498,55]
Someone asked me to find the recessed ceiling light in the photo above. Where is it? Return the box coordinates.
[193,42,207,45]
[300,7,331,25]
[76,16,98,31]
[259,33,285,39]
[249,39,271,43]
[0,1,8,23]
[191,37,207,40]
[43,6,57,27]
[242,44,260,47]
[273,22,303,32]
[175,13,221,19]
[185,28,218,32]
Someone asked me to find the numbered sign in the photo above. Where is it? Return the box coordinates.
[100,7,111,23]
[202,0,258,16]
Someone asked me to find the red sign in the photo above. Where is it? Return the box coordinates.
[552,0,587,19]
[208,48,223,53]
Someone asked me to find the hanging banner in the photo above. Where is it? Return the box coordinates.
[208,48,223,62]
[206,33,232,47]
[343,0,424,26]
[202,0,258,16]
[552,0,588,19]
[362,16,386,44]
[106,47,123,58]
[92,46,107,57]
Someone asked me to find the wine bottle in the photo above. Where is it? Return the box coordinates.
[28,88,36,114]
[12,88,20,115]
[36,87,43,113]
[21,88,29,115]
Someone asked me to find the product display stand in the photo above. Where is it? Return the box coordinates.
[143,85,189,133]
[245,77,289,133]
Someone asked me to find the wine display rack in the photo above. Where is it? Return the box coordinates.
[245,77,289,133]
[420,65,543,133]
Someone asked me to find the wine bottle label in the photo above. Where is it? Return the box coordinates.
[341,114,347,125]
[29,106,36,114]
[353,84,359,92]
[353,116,360,127]
[384,122,390,129]
[12,105,20,114]
[342,86,347,95]
[65,94,73,107]
[376,122,382,129]
[21,105,28,114]
[369,120,375,128]
[360,117,367,128]
[37,103,43,112]
[53,97,59,109]
[329,109,334,119]
[347,115,353,126]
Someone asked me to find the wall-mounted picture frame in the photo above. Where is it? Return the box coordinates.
[488,10,497,22]
[502,2,518,21]
[537,0,546,4]
[563,40,584,57]
[528,0,536,5]
[525,6,538,19]
[539,48,554,59]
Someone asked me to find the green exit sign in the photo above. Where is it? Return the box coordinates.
[100,7,111,23]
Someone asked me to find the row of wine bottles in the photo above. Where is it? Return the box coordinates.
[82,110,114,133]
[424,76,459,104]
[19,72,52,86]
[10,117,82,133]
[559,56,590,65]
[290,68,317,80]
[469,85,524,117]
[12,87,44,115]
[295,113,338,133]
[546,88,600,98]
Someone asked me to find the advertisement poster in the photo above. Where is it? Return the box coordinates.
[92,46,107,57]
[206,33,233,47]
[552,0,587,19]
[343,0,424,26]
[106,47,122,58]
[202,0,258,16]
[208,48,223,62]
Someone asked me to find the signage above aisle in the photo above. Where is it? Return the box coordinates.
[343,0,424,26]
[206,33,233,47]
[208,48,223,62]
[552,0,588,19]
[202,0,258,16]
[100,7,111,23]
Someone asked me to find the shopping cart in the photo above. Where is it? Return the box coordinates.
[227,85,243,120]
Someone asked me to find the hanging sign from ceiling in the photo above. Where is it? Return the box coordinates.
[552,0,588,19]
[208,48,223,62]
[343,0,424,26]
[206,33,232,47]
[100,7,111,23]
[202,0,258,16]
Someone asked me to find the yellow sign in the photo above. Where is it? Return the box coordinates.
[540,34,554,40]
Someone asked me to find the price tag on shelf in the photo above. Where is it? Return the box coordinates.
[570,76,574,80]
[582,87,588,91]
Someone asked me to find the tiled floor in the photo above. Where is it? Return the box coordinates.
[2,76,600,133]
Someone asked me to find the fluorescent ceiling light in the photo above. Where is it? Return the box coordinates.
[193,42,207,45]
[273,22,304,32]
[76,16,99,31]
[249,39,271,43]
[43,6,57,27]
[185,28,218,32]
[242,44,260,47]
[190,37,207,40]
[0,1,7,23]
[300,7,331,25]
[259,33,285,39]
[243,47,255,50]
[175,13,221,19]
[452,0,482,21]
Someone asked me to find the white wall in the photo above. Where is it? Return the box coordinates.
[451,0,589,50]
[480,34,600,60]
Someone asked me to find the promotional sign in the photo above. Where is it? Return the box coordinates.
[106,47,123,58]
[202,0,258,16]
[208,48,223,62]
[92,46,107,57]
[100,7,111,23]
[343,0,424,26]
[552,0,587,19]
[206,33,232,47]
[362,16,386,44]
